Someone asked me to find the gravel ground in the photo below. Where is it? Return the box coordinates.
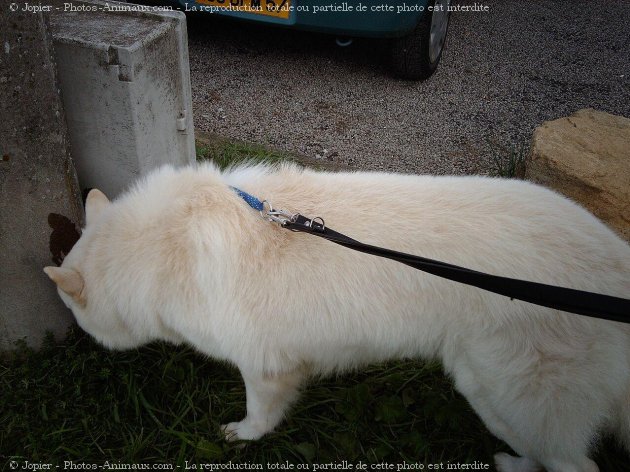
[187,0,630,175]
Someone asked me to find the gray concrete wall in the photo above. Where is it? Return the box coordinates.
[0,6,84,350]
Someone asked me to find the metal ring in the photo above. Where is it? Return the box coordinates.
[309,216,325,231]
[260,200,273,220]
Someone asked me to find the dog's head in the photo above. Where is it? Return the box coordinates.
[44,189,150,350]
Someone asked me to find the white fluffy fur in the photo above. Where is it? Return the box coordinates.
[46,163,630,472]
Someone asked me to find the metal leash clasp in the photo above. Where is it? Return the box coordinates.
[260,200,325,233]
[260,200,296,226]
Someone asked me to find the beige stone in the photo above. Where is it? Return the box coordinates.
[526,109,630,242]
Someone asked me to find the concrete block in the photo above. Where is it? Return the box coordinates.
[0,9,84,350]
[50,1,195,198]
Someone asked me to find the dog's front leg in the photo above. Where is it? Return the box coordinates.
[222,368,304,441]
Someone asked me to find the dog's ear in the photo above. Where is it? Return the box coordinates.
[44,267,86,305]
[86,189,110,226]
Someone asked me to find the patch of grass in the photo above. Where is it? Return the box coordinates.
[1,327,507,466]
[3,329,627,470]
[196,140,296,171]
[194,131,345,172]
[491,142,529,178]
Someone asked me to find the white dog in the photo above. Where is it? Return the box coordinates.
[45,163,630,472]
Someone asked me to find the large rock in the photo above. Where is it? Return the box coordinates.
[526,109,630,242]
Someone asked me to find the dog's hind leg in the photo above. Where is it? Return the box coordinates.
[451,352,603,472]
[470,389,600,472]
[222,368,304,441]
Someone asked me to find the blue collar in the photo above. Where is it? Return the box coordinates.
[231,186,264,212]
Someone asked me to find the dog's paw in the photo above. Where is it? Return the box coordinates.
[221,420,265,442]
[221,422,241,442]
[494,453,542,472]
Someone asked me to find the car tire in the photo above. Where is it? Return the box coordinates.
[390,0,451,80]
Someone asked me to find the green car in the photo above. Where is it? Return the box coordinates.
[178,0,452,79]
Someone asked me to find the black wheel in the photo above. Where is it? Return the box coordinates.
[390,0,451,80]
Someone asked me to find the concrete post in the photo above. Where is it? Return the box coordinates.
[0,5,84,350]
[50,1,196,199]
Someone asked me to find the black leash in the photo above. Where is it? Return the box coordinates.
[283,214,630,324]
[230,187,630,324]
